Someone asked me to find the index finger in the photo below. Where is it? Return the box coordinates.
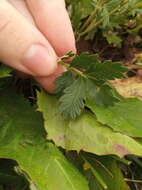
[26,0,76,56]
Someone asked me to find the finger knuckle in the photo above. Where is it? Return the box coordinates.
[0,18,11,34]
[0,3,12,34]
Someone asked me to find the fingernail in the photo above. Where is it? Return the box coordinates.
[21,44,57,76]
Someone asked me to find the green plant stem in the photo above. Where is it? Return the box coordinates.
[91,157,114,178]
[79,0,130,37]
[58,61,88,79]
[58,60,101,82]
[80,0,108,32]
[82,156,108,190]
[79,5,121,36]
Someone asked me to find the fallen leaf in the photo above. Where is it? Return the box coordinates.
[110,76,142,100]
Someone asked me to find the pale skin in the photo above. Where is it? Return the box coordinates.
[0,0,76,92]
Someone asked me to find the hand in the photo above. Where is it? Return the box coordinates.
[0,0,76,92]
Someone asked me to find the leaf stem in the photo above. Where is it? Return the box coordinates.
[79,0,130,37]
[57,55,101,81]
[58,61,88,79]
[80,5,121,36]
[80,0,108,32]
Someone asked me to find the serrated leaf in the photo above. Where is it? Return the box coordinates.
[56,53,127,119]
[93,85,118,106]
[70,53,127,84]
[86,80,118,106]
[71,53,99,70]
[87,60,128,83]
[105,34,122,45]
[54,71,74,95]
[37,91,142,157]
[0,88,89,190]
[59,76,86,120]
[87,98,142,137]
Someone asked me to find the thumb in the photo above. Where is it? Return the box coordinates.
[0,1,57,76]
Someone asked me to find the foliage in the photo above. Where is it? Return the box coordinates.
[83,155,130,190]
[0,49,142,189]
[0,1,142,189]
[55,53,128,119]
[66,0,142,44]
[0,86,88,190]
[87,98,142,137]
[37,91,142,158]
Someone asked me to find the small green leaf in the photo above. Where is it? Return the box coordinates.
[60,51,75,60]
[67,0,94,31]
[71,53,99,70]
[86,81,118,106]
[54,71,74,95]
[56,53,128,119]
[59,76,86,120]
[86,60,128,83]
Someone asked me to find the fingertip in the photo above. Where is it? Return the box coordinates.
[35,65,66,93]
[26,0,77,57]
[21,44,58,77]
[57,40,77,57]
[0,1,59,77]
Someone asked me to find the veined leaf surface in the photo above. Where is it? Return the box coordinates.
[87,98,142,137]
[37,91,142,158]
[0,88,89,190]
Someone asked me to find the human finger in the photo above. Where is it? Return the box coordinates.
[26,0,76,56]
[0,0,58,76]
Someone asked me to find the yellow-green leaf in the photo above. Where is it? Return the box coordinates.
[0,88,89,190]
[37,91,142,158]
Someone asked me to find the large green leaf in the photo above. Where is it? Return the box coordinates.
[0,88,89,190]
[87,98,142,137]
[37,91,142,158]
